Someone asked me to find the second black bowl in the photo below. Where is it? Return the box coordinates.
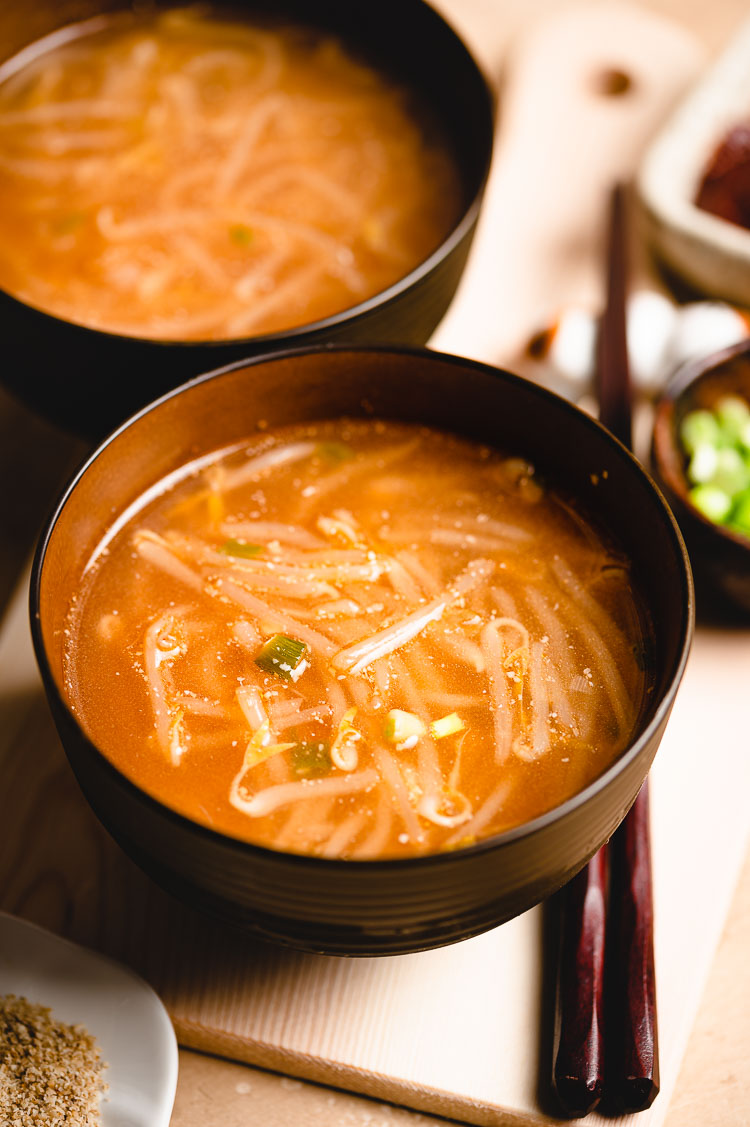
[0,0,493,438]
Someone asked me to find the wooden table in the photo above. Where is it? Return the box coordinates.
[0,1,748,1124]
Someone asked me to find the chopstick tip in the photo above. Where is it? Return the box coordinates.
[553,1075,603,1118]
[621,1075,660,1112]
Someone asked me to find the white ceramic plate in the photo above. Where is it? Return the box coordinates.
[0,911,178,1127]
[638,15,750,308]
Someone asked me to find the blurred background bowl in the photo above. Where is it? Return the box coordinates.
[0,0,493,439]
[652,337,750,615]
[638,14,750,306]
[31,345,693,955]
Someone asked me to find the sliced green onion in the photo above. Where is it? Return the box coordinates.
[739,419,750,453]
[430,712,466,739]
[713,447,750,495]
[729,489,750,536]
[679,396,750,539]
[219,539,262,558]
[255,634,309,681]
[229,224,253,246]
[715,395,750,441]
[688,484,732,523]
[54,211,86,235]
[291,741,332,778]
[316,441,354,464]
[679,409,721,455]
[687,443,719,484]
[383,709,426,747]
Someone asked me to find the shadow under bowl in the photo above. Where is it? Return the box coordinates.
[652,338,750,617]
[0,0,493,439]
[31,346,693,955]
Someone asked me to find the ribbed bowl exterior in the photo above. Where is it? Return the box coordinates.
[51,700,669,955]
[31,347,693,955]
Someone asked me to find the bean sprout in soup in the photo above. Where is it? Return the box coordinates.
[63,421,653,859]
[0,11,462,340]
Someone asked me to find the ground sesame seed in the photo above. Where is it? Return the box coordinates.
[0,994,107,1126]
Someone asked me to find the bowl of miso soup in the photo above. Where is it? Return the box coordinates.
[31,346,693,955]
[0,0,492,437]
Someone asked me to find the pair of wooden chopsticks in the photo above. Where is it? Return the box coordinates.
[551,185,659,1117]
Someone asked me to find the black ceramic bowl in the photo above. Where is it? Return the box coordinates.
[652,338,750,616]
[0,0,493,439]
[31,346,693,956]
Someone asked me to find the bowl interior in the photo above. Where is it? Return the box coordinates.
[0,0,494,335]
[37,346,692,794]
[0,0,494,439]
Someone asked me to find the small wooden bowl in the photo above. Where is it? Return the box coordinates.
[652,338,750,615]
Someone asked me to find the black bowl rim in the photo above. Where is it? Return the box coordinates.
[30,343,695,873]
[653,336,750,553]
[0,0,494,350]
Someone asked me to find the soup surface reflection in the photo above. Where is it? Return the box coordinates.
[0,11,461,340]
[63,421,652,858]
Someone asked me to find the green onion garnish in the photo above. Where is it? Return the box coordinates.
[430,712,465,739]
[54,211,86,235]
[688,484,732,523]
[229,224,253,246]
[219,539,262,558]
[679,409,722,455]
[716,395,750,441]
[255,634,308,681]
[680,396,750,539]
[316,441,354,464]
[291,741,332,778]
[729,489,750,536]
[383,709,425,746]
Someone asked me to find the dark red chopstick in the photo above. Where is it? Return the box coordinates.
[609,785,660,1111]
[552,184,659,1116]
[596,183,632,450]
[552,848,608,1115]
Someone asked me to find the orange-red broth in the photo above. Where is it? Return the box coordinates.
[63,421,652,859]
[0,11,461,341]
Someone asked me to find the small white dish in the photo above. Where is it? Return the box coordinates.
[638,16,750,307]
[0,911,178,1127]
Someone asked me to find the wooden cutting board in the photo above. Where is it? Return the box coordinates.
[1,3,748,1125]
